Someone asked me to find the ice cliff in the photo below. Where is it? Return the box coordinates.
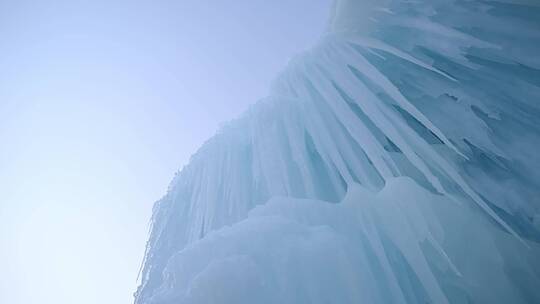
[134,1,540,303]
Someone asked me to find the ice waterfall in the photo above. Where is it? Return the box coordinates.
[135,1,540,303]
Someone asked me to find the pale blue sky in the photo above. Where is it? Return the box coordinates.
[0,1,331,303]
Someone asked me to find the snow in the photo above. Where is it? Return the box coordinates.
[135,1,540,303]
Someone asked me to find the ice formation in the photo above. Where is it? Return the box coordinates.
[135,1,540,303]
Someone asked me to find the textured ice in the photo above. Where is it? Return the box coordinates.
[135,1,540,303]
[141,178,540,304]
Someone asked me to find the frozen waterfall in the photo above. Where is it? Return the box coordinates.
[134,1,540,303]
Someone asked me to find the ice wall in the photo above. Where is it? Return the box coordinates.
[135,1,540,303]
[141,178,540,304]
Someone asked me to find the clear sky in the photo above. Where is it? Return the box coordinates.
[0,1,331,303]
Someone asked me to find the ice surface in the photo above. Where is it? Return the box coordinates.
[135,1,540,303]
[141,178,540,304]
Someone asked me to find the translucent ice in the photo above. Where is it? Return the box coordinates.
[134,1,540,303]
[141,178,540,304]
